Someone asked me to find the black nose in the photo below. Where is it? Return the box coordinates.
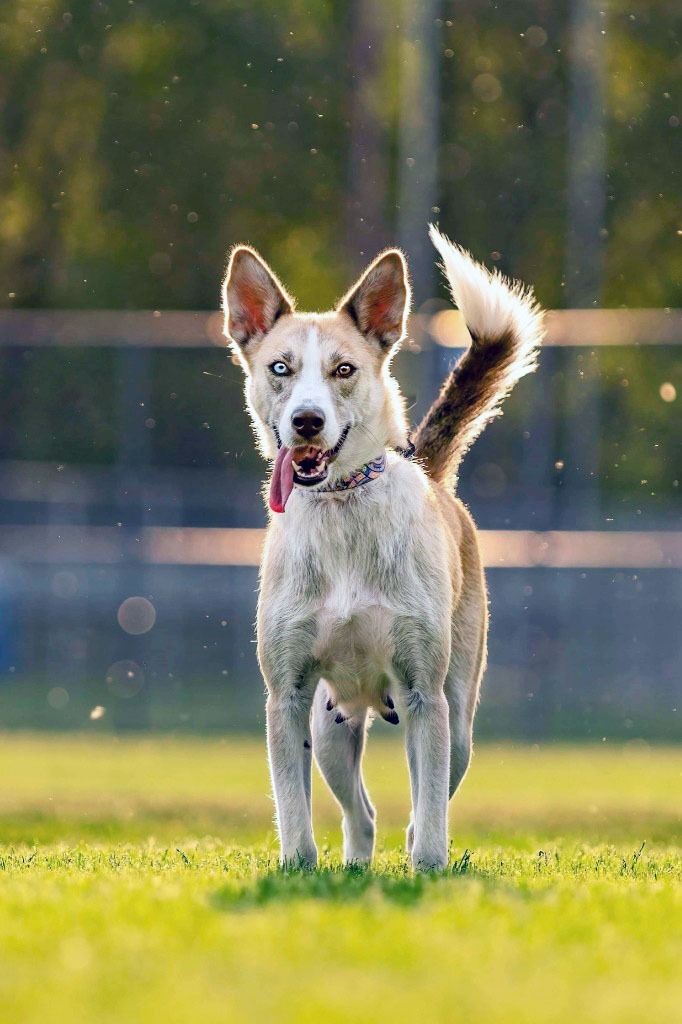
[292,407,325,439]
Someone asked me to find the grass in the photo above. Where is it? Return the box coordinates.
[0,734,680,1023]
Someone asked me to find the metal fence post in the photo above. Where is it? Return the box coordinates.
[113,345,153,729]
[398,0,441,421]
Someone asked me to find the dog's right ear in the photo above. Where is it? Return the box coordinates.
[222,246,294,349]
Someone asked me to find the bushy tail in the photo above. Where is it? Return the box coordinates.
[413,226,544,485]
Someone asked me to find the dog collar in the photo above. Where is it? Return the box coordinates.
[317,454,387,494]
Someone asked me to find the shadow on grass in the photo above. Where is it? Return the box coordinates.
[210,843,677,909]
[212,851,473,909]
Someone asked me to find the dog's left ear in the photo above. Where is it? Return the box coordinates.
[222,246,294,348]
[337,250,410,351]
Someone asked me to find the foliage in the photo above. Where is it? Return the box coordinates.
[0,2,679,501]
[0,0,350,309]
[0,1,680,311]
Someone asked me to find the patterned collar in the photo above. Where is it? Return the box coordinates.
[316,454,387,494]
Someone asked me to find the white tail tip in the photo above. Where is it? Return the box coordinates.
[429,224,544,363]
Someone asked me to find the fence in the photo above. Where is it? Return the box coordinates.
[0,309,680,738]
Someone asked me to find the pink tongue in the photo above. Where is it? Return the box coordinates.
[269,445,294,513]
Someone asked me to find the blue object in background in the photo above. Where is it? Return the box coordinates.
[0,560,18,673]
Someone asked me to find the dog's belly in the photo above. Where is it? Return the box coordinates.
[313,592,398,716]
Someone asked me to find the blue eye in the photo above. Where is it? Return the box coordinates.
[270,361,291,377]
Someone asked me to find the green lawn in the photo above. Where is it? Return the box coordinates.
[0,734,680,1023]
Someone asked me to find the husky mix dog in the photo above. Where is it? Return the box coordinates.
[222,227,543,870]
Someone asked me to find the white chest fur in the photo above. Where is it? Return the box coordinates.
[258,455,453,713]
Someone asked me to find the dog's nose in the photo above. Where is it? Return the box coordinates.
[292,408,325,439]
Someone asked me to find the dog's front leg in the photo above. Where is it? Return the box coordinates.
[259,556,319,868]
[264,674,318,869]
[404,689,450,871]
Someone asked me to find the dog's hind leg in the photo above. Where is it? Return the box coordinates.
[445,654,478,801]
[393,617,451,871]
[447,550,487,801]
[312,684,375,865]
[405,569,484,859]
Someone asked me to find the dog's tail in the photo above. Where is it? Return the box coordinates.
[413,226,544,486]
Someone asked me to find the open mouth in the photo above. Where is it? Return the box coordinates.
[292,424,350,487]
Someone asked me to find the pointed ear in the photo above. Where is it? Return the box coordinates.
[337,250,410,350]
[222,246,294,347]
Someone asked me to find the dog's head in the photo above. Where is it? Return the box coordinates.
[222,246,411,491]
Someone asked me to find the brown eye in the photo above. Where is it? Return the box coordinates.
[336,363,355,378]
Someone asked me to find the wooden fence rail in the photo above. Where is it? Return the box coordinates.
[0,308,681,348]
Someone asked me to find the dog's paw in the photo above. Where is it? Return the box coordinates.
[411,845,447,872]
[343,817,375,865]
[280,846,318,870]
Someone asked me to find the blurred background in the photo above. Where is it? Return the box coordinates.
[0,0,679,739]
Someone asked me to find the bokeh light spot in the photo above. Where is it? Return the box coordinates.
[47,686,69,709]
[526,25,548,48]
[117,596,156,635]
[105,660,144,698]
[472,73,502,103]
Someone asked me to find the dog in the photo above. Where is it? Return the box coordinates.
[222,226,543,870]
